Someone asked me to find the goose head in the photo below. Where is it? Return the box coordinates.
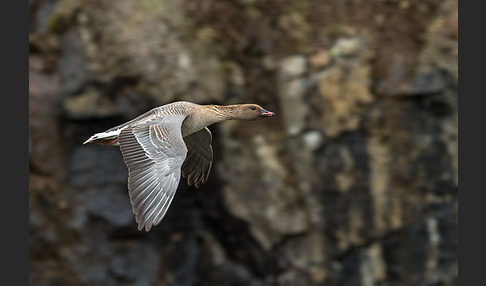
[224,104,275,120]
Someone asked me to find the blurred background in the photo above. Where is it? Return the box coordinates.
[29,0,458,285]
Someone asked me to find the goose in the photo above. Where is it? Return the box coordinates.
[84,101,275,231]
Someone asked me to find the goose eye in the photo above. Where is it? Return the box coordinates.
[250,107,256,110]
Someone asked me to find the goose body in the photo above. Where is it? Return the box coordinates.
[84,101,275,231]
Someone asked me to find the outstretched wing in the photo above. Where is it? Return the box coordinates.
[118,115,187,231]
[181,127,213,188]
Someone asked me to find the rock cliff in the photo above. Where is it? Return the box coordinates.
[29,0,457,285]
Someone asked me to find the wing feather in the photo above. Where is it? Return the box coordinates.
[181,128,213,188]
[118,114,188,231]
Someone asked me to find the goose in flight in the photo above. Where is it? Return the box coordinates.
[84,101,275,231]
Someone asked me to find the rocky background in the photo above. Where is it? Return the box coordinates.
[29,0,458,285]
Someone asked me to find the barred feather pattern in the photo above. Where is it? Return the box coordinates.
[118,114,188,231]
[105,101,197,134]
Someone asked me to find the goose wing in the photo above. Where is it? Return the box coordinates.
[181,127,213,188]
[118,114,187,231]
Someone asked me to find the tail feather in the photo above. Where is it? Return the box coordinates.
[83,130,122,145]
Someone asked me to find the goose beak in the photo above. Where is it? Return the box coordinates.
[260,109,275,117]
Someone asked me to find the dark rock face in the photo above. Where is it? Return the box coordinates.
[29,0,457,285]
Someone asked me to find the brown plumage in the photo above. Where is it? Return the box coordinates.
[84,101,275,231]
